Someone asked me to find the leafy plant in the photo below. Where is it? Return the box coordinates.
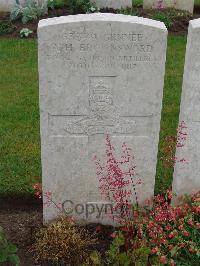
[0,226,20,266]
[133,246,150,266]
[132,0,143,8]
[107,191,200,266]
[118,8,139,16]
[64,0,97,14]
[84,251,102,266]
[11,0,48,24]
[153,11,173,28]
[105,231,132,265]
[31,217,96,265]
[20,27,33,37]
[0,21,16,36]
[47,0,55,9]
[152,8,187,29]
[56,0,67,8]
[87,231,150,266]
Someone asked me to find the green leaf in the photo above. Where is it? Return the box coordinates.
[0,233,5,242]
[7,254,20,266]
[0,226,6,239]
[89,251,101,265]
[0,249,8,262]
[170,245,179,257]
[7,243,18,253]
[118,252,131,265]
[115,231,125,246]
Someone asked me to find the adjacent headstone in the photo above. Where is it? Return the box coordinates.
[38,13,167,224]
[0,0,47,12]
[0,0,24,12]
[173,19,200,202]
[91,0,132,9]
[143,0,194,14]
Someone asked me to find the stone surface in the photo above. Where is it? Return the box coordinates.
[0,0,47,12]
[172,19,200,202]
[143,0,194,13]
[91,0,132,9]
[38,13,167,224]
[0,0,24,12]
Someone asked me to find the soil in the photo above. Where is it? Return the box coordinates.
[0,199,114,265]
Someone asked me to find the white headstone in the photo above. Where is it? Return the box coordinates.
[0,0,24,12]
[143,0,194,14]
[173,19,200,202]
[91,0,132,9]
[0,0,47,12]
[38,13,167,224]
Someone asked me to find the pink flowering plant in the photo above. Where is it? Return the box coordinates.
[160,121,188,169]
[33,183,64,215]
[93,124,200,265]
[158,121,188,194]
[93,134,142,224]
[95,191,200,266]
[32,122,200,265]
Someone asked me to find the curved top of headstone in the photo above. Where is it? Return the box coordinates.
[38,13,167,31]
[190,18,200,28]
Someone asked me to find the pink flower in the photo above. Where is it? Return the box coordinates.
[169,231,177,239]
[33,183,42,191]
[187,218,193,225]
[110,232,117,238]
[165,225,172,231]
[182,230,190,237]
[35,191,42,199]
[167,190,173,200]
[195,223,200,229]
[178,224,184,231]
[160,238,168,245]
[160,255,167,264]
[170,260,176,266]
[179,242,185,248]
[189,248,195,253]
[151,247,158,254]
[95,225,102,233]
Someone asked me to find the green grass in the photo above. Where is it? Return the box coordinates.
[0,39,40,198]
[155,36,186,194]
[0,36,186,198]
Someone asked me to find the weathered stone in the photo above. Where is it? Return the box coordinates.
[38,13,167,224]
[173,19,200,202]
[0,0,47,12]
[143,0,194,14]
[91,0,132,9]
[0,0,24,12]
